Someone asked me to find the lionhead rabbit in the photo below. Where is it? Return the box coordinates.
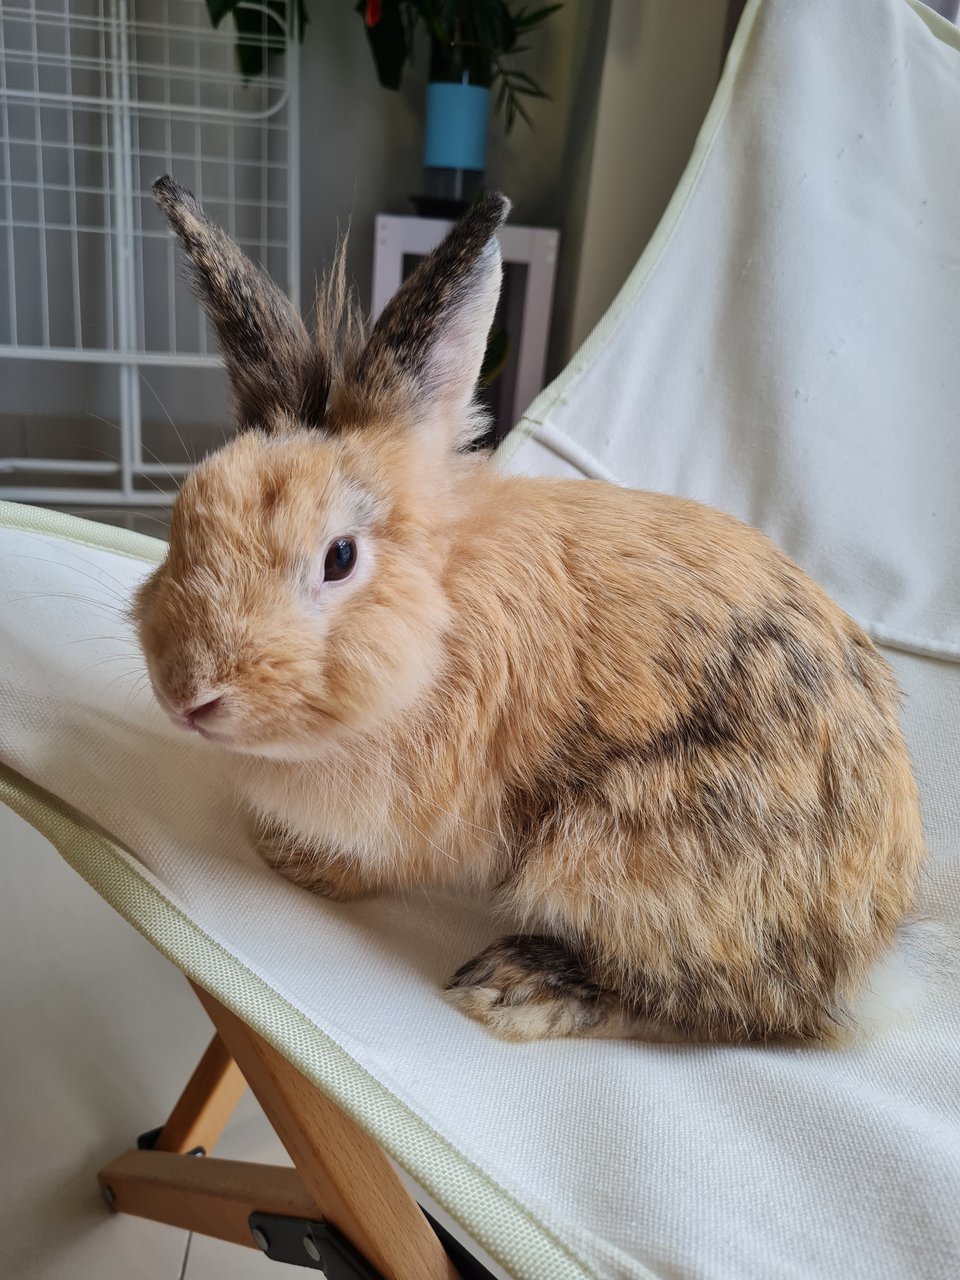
[137,176,925,1044]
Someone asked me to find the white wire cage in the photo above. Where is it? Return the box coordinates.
[0,0,300,507]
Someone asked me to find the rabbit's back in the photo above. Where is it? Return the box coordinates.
[457,477,924,1040]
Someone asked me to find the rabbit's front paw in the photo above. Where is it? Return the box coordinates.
[254,821,374,901]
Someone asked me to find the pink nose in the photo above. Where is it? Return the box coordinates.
[183,694,223,730]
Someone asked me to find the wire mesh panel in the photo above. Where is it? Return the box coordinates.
[0,0,299,505]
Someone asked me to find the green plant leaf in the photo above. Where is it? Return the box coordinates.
[232,1,289,79]
[494,67,535,131]
[501,66,548,95]
[356,0,412,90]
[468,1,516,54]
[204,0,237,29]
[435,0,460,29]
[510,96,533,127]
[415,0,449,46]
[220,0,304,79]
[480,327,511,385]
[513,3,563,33]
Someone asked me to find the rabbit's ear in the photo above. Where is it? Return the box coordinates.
[348,193,510,448]
[153,176,326,432]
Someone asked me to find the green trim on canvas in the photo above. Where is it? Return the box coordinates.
[904,0,960,50]
[0,502,624,1280]
[0,500,167,565]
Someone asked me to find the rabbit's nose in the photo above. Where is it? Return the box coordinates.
[183,693,223,731]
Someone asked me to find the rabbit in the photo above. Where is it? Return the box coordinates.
[136,175,926,1044]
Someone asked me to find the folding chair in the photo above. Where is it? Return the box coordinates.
[2,0,958,1275]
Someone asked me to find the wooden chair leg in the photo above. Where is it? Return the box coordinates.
[153,1032,247,1155]
[193,983,461,1280]
[96,986,462,1278]
[97,1150,317,1249]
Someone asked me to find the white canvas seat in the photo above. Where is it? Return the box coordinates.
[2,0,959,1276]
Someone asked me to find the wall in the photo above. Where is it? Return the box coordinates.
[296,0,612,347]
[563,0,728,356]
[297,1,726,376]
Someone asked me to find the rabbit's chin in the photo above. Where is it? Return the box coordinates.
[229,739,330,762]
[205,721,364,763]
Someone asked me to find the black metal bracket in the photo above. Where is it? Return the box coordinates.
[136,1126,205,1158]
[422,1210,498,1280]
[248,1213,385,1276]
[246,1208,498,1278]
[133,1128,496,1278]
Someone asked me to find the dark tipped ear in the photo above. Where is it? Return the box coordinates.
[349,193,510,446]
[153,175,324,432]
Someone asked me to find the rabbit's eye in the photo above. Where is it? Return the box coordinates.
[323,537,357,583]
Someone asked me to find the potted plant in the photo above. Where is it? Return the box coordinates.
[205,3,560,209]
[360,1,562,212]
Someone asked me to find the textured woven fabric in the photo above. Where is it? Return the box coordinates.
[502,0,960,664]
[2,0,960,1276]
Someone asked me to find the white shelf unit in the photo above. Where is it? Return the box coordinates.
[372,214,559,441]
[0,0,300,506]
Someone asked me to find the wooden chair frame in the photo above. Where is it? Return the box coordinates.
[97,982,465,1279]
